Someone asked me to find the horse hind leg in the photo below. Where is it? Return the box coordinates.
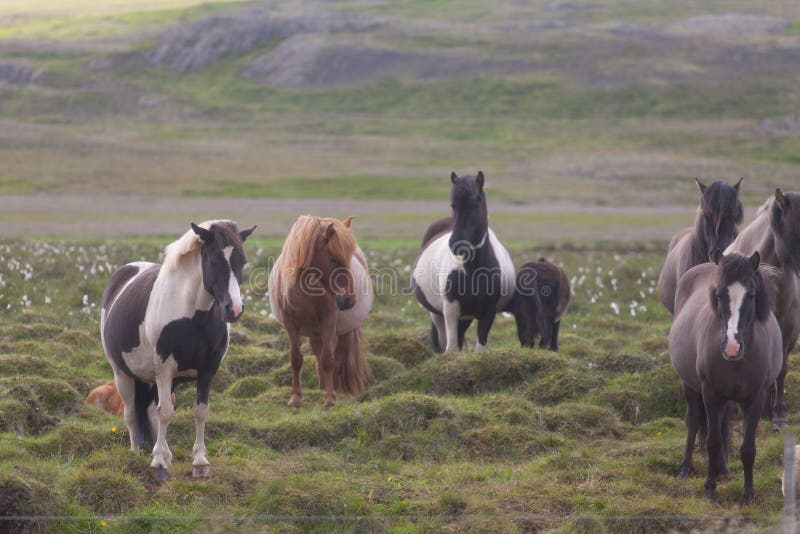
[430,314,445,353]
[550,320,561,351]
[113,372,144,451]
[286,328,304,408]
[457,319,472,350]
[772,350,789,428]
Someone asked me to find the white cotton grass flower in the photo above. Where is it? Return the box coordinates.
[610,302,620,315]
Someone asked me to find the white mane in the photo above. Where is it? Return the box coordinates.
[161,220,229,274]
[725,197,773,256]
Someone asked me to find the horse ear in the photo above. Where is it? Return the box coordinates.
[713,249,723,265]
[733,177,743,193]
[695,178,707,195]
[750,251,760,271]
[191,223,214,244]
[239,225,256,242]
[325,223,336,241]
[776,188,787,210]
[342,216,353,228]
[476,171,485,189]
[450,171,458,184]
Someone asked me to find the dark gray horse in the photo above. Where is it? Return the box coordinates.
[658,178,743,314]
[669,251,781,503]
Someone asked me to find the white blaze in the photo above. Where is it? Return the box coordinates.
[726,282,746,347]
[223,246,243,316]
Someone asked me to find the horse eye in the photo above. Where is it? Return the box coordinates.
[330,256,342,267]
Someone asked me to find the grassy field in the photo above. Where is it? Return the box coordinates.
[1,238,797,532]
[3,0,800,531]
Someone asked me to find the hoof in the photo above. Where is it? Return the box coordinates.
[772,419,787,430]
[192,464,210,479]
[287,395,302,408]
[677,470,690,480]
[151,467,168,483]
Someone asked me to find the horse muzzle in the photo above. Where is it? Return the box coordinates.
[721,339,744,361]
[223,302,243,323]
[336,295,355,311]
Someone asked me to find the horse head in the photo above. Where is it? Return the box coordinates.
[771,189,800,272]
[449,171,489,261]
[709,249,772,361]
[313,216,358,311]
[191,221,255,322]
[696,178,744,262]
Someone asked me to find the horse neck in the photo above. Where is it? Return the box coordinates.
[156,252,214,315]
[691,208,710,260]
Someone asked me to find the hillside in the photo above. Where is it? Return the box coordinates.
[1,1,800,239]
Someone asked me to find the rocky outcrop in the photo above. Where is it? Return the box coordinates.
[145,9,382,72]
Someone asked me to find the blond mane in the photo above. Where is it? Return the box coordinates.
[277,215,357,304]
[725,197,773,256]
[162,220,229,274]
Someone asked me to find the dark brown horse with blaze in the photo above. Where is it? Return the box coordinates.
[658,178,743,314]
[269,216,373,407]
[670,251,782,503]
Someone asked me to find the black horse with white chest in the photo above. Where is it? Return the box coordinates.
[412,171,515,352]
[100,220,254,481]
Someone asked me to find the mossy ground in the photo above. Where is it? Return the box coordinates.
[0,239,794,532]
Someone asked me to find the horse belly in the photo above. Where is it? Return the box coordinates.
[121,333,157,382]
[337,258,373,334]
[412,234,455,314]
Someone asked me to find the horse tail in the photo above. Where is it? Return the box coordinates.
[336,328,373,395]
[430,321,443,353]
[134,379,157,448]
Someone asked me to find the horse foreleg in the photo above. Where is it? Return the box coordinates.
[701,385,724,501]
[319,333,337,408]
[475,311,496,353]
[678,384,702,478]
[287,328,303,408]
[442,301,460,352]
[151,358,177,481]
[192,372,213,478]
[740,391,766,504]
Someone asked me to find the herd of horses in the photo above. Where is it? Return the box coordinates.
[91,171,799,505]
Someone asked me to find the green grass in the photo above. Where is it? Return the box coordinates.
[0,238,793,531]
[183,175,453,200]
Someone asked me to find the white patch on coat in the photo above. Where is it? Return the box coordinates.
[726,281,746,346]
[223,246,243,316]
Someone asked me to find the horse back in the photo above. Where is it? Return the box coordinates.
[421,216,453,248]
[658,229,698,314]
[674,262,715,317]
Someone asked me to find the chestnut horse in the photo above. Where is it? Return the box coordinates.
[670,251,781,503]
[725,189,800,427]
[269,216,373,407]
[658,178,743,314]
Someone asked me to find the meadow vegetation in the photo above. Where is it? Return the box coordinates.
[0,239,795,531]
[3,0,800,531]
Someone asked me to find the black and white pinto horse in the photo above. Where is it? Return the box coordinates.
[100,220,254,480]
[412,171,515,352]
